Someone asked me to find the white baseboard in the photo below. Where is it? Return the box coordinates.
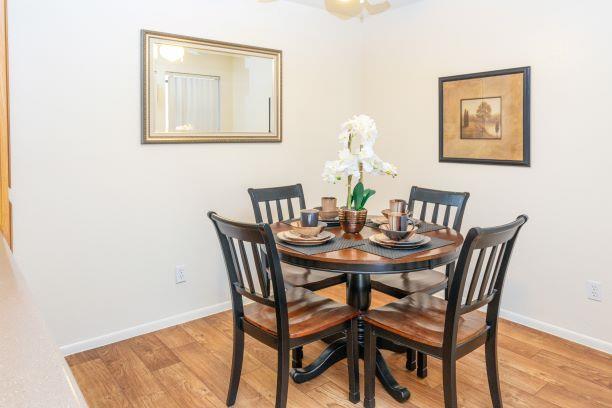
[60,301,611,357]
[499,308,612,354]
[60,301,232,356]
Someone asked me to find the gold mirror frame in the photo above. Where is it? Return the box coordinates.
[141,30,282,144]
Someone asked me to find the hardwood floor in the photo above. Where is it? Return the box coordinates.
[67,287,612,407]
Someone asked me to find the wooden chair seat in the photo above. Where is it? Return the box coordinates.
[365,292,486,348]
[210,212,360,407]
[245,286,358,339]
[371,270,447,298]
[282,264,346,291]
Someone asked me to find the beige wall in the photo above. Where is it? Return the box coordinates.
[9,0,363,349]
[362,0,611,350]
[8,0,611,353]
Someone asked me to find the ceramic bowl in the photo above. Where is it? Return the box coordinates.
[315,206,340,220]
[289,221,327,237]
[379,223,418,241]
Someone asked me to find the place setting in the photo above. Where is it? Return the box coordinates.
[314,196,341,227]
[358,208,454,259]
[276,202,364,255]
[367,198,448,234]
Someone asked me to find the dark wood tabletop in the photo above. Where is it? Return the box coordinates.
[270,222,464,274]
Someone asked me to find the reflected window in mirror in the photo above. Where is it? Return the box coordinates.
[142,31,282,143]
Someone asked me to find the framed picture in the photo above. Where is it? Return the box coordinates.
[439,67,530,166]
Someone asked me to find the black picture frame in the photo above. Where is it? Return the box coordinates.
[439,66,531,167]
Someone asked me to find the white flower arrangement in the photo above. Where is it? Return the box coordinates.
[322,115,397,209]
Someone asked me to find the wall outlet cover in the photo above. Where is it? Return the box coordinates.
[175,265,186,284]
[586,280,602,302]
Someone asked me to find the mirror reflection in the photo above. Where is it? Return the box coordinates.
[143,32,282,143]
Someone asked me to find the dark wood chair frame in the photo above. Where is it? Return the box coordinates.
[208,212,359,408]
[248,184,347,368]
[247,184,347,292]
[372,186,470,377]
[364,215,528,408]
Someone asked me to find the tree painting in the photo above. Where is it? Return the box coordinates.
[460,97,502,139]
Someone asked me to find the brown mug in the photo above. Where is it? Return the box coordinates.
[388,211,408,231]
[300,209,319,227]
[321,197,337,212]
[389,199,407,213]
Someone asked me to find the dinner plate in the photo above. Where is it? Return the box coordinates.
[282,230,333,242]
[277,230,334,246]
[381,232,427,245]
[373,232,428,245]
[370,233,431,249]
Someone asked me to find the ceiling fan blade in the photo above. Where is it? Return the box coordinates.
[365,0,391,14]
[324,0,363,18]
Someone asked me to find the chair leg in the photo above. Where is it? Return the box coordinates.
[486,331,503,407]
[417,352,428,378]
[292,347,303,369]
[227,324,244,406]
[442,358,457,408]
[406,348,416,371]
[276,344,290,408]
[346,319,360,403]
[364,324,376,408]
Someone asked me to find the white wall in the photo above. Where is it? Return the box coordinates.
[362,0,612,349]
[9,0,612,352]
[9,0,363,348]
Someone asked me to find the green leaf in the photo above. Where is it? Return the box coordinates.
[352,182,364,210]
[360,189,376,209]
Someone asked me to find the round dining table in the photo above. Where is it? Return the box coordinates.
[270,221,464,402]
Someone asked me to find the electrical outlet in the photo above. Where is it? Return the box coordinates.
[175,265,186,284]
[586,280,602,302]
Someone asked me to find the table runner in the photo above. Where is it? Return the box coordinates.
[355,236,455,260]
[275,235,365,256]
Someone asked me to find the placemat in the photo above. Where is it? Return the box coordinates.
[356,237,454,259]
[365,220,446,234]
[275,235,365,256]
[416,222,447,234]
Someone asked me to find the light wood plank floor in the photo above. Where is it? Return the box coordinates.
[67,287,612,407]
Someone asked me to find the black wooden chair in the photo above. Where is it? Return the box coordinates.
[364,215,528,408]
[248,184,347,292]
[371,186,470,377]
[248,184,348,369]
[208,212,360,408]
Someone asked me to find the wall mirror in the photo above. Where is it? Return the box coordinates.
[142,31,282,143]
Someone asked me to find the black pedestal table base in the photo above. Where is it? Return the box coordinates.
[290,274,410,403]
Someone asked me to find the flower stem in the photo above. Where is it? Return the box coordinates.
[346,132,354,209]
[358,162,364,184]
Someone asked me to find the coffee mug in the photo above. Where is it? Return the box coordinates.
[321,197,337,212]
[300,209,320,227]
[389,199,407,213]
[388,211,408,231]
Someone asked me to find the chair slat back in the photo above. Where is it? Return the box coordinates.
[208,212,289,335]
[248,184,306,223]
[408,186,470,231]
[444,215,528,340]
